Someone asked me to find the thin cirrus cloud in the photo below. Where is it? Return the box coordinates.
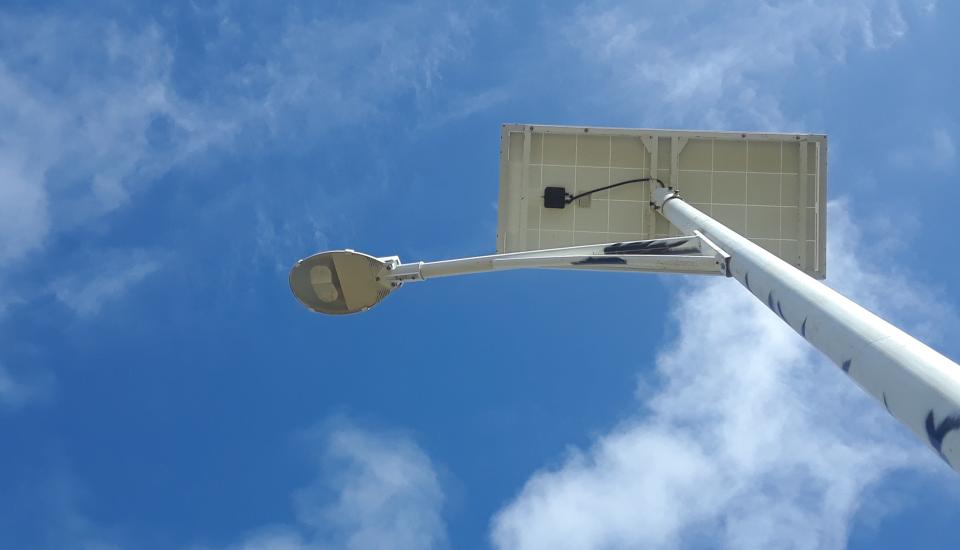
[489,201,953,550]
[558,0,931,129]
[0,15,229,333]
[0,16,228,265]
[49,249,164,318]
[0,4,484,410]
[245,3,474,133]
[0,2,479,309]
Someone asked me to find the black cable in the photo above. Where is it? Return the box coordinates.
[566,177,666,203]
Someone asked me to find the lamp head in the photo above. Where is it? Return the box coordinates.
[289,250,394,315]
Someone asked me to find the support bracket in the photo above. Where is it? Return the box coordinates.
[694,230,731,277]
[380,234,729,285]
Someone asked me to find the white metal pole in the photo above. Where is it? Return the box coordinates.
[655,188,960,469]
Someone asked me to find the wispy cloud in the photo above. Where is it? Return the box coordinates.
[49,249,163,318]
[248,3,474,135]
[826,198,959,344]
[560,0,931,129]
[0,16,231,266]
[0,3,486,406]
[225,421,447,550]
[490,201,952,550]
[0,2,484,302]
[413,87,512,134]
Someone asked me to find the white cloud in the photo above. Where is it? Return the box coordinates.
[226,422,447,550]
[561,0,931,129]
[826,198,959,344]
[0,421,446,549]
[490,200,953,550]
[49,249,163,318]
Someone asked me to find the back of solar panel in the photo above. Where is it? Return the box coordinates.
[496,124,827,279]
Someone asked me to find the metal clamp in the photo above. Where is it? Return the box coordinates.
[652,185,679,211]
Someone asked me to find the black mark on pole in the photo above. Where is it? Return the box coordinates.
[841,359,852,373]
[766,291,787,322]
[572,257,627,265]
[604,239,690,255]
[925,411,960,455]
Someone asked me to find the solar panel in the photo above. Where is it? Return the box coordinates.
[496,124,827,278]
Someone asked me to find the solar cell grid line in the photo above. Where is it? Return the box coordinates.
[606,135,612,234]
[538,129,544,249]
[571,133,578,240]
[779,140,784,257]
[519,127,531,247]
[745,139,750,247]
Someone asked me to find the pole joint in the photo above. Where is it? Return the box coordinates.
[382,260,424,285]
[652,185,679,211]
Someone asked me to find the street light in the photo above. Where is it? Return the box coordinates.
[289,124,960,471]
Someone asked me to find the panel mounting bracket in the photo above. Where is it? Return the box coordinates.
[641,136,659,236]
[694,230,731,276]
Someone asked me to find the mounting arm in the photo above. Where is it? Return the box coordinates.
[382,235,729,284]
[289,235,728,315]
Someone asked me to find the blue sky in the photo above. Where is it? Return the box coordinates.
[1,1,959,549]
